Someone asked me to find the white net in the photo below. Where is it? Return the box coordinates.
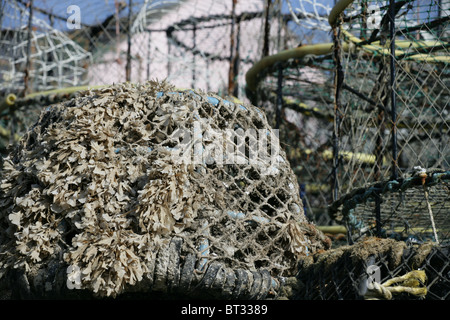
[286,0,332,31]
[0,0,92,94]
[91,0,294,99]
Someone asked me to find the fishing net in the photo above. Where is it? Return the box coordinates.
[294,238,449,300]
[246,45,336,225]
[0,0,317,153]
[330,0,450,194]
[0,0,91,94]
[327,0,449,245]
[0,80,330,298]
[286,0,332,31]
[0,0,92,152]
[329,169,450,244]
[131,0,271,98]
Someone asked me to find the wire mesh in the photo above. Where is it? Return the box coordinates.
[249,50,336,225]
[331,0,450,193]
[328,0,449,245]
[0,0,449,300]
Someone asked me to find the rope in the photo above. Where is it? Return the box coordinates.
[329,169,450,219]
[365,270,427,300]
[414,167,440,245]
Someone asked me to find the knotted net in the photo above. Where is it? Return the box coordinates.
[0,80,330,298]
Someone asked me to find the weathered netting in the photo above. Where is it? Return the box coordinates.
[0,0,91,94]
[329,169,450,244]
[246,45,336,225]
[90,0,281,98]
[309,0,450,300]
[325,0,449,248]
[0,0,91,152]
[330,0,450,195]
[286,0,332,31]
[295,238,449,300]
[0,81,330,298]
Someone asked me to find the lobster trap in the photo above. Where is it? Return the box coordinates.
[0,81,330,298]
[328,0,450,244]
[295,238,449,300]
[243,0,449,300]
[246,45,336,225]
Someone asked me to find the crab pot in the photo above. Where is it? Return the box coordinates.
[0,81,330,299]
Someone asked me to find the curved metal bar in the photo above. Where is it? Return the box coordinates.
[328,0,354,27]
[245,43,336,98]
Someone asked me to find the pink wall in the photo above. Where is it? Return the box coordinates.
[87,0,295,99]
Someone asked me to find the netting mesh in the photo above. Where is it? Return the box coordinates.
[0,81,330,298]
[0,0,449,301]
[249,49,336,225]
[295,238,449,300]
[332,0,450,193]
[242,0,449,300]
[329,169,450,244]
[286,0,332,31]
[0,0,92,94]
[328,0,449,245]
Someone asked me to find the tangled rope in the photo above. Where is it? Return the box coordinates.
[365,270,427,300]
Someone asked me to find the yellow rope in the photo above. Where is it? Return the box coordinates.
[341,29,450,63]
[328,0,450,64]
[365,270,427,300]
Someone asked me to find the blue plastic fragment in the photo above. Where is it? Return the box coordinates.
[198,239,209,271]
[271,278,278,290]
[114,148,121,154]
[188,90,201,99]
[239,105,247,111]
[222,99,234,107]
[227,211,246,219]
[207,96,220,106]
[197,220,210,271]
[156,91,184,98]
[251,215,270,224]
